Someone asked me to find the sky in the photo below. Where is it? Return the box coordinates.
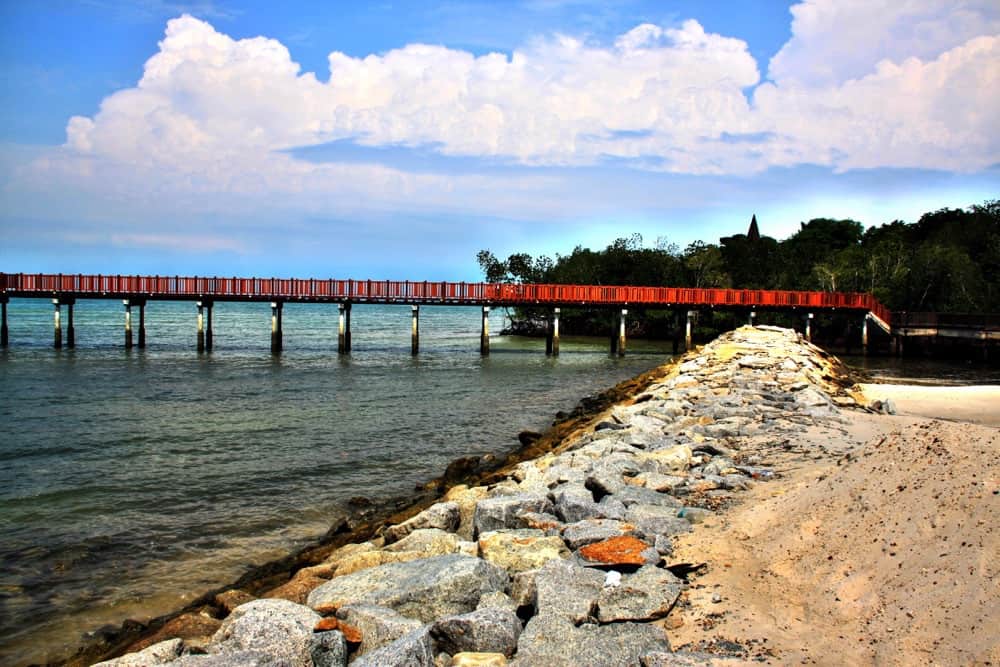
[1,0,998,280]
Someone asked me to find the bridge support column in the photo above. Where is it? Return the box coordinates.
[862,314,869,355]
[480,306,490,356]
[124,300,133,349]
[546,308,560,356]
[805,313,813,341]
[411,305,419,356]
[685,311,695,351]
[205,301,213,351]
[53,299,62,349]
[271,302,283,354]
[1,296,7,348]
[749,310,756,327]
[197,302,205,353]
[618,309,627,357]
[338,303,352,355]
[138,302,146,349]
[894,335,902,358]
[64,299,75,348]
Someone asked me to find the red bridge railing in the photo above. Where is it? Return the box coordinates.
[0,273,891,324]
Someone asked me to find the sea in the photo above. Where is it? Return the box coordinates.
[1,298,996,666]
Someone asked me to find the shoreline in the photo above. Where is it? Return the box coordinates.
[55,356,679,667]
[54,330,1000,666]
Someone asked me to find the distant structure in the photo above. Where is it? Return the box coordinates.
[747,214,761,241]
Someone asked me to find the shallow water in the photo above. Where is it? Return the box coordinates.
[0,298,673,665]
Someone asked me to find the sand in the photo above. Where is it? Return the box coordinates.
[670,386,999,666]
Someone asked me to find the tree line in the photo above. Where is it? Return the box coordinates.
[476,200,999,336]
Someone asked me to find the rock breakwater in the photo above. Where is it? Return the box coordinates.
[95,326,864,667]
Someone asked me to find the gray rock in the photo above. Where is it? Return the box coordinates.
[166,651,280,666]
[335,604,423,655]
[561,519,632,550]
[208,599,320,667]
[653,534,674,556]
[307,555,508,623]
[509,569,538,610]
[595,495,628,520]
[642,651,745,666]
[625,504,692,542]
[550,484,599,523]
[512,615,669,667]
[473,494,554,537]
[384,502,461,544]
[350,627,435,667]
[431,607,522,657]
[384,528,462,555]
[476,591,518,613]
[310,630,348,667]
[611,486,682,509]
[596,565,683,622]
[677,507,712,524]
[534,558,603,624]
[95,639,184,666]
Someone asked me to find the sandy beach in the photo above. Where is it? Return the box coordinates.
[671,385,999,665]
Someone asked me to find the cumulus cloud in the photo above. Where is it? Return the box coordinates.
[20,1,1000,214]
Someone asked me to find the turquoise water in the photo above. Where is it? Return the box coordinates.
[0,298,673,665]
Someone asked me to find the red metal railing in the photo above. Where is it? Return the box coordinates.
[0,273,891,324]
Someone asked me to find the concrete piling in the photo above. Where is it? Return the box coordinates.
[138,302,146,349]
[205,302,213,351]
[806,313,813,341]
[685,310,695,351]
[124,300,133,349]
[618,308,627,357]
[65,299,75,348]
[197,302,205,353]
[53,299,62,349]
[338,303,352,355]
[411,305,419,355]
[271,302,283,354]
[862,314,869,355]
[1,297,7,347]
[546,307,560,356]
[480,306,490,356]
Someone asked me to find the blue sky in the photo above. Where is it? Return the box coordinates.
[1,0,997,280]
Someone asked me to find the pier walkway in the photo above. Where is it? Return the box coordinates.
[0,272,895,355]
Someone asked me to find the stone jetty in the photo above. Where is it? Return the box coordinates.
[95,326,863,667]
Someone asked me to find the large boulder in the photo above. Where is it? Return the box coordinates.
[383,528,462,556]
[207,599,321,667]
[334,604,423,656]
[533,558,603,624]
[94,639,184,666]
[350,627,435,667]
[561,519,633,550]
[307,554,508,623]
[512,615,669,667]
[596,565,683,622]
[473,494,554,537]
[431,607,522,657]
[550,484,600,523]
[383,502,460,544]
[478,529,570,572]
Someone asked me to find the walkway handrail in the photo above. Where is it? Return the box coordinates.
[0,272,891,324]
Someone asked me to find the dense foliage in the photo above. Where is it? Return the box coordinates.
[477,200,999,335]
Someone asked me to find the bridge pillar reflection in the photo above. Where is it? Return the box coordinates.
[411,305,419,355]
[53,299,62,349]
[1,296,8,347]
[546,307,560,356]
[480,306,490,356]
[271,301,283,354]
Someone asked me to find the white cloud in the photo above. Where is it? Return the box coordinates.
[12,2,999,223]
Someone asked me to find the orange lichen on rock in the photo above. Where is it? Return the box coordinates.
[578,535,650,565]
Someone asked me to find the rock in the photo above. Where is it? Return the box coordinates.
[209,599,321,667]
[334,604,423,655]
[633,473,687,493]
[451,653,509,666]
[350,627,435,667]
[625,504,692,542]
[478,529,570,572]
[334,549,427,576]
[93,638,184,666]
[561,519,633,550]
[518,511,564,534]
[641,652,746,666]
[610,485,682,509]
[578,535,656,567]
[310,630,348,667]
[165,651,280,666]
[550,483,599,523]
[443,485,490,540]
[676,507,713,524]
[384,528,462,556]
[476,591,518,614]
[127,611,222,653]
[640,444,692,473]
[534,559,603,624]
[214,590,255,614]
[595,565,683,622]
[431,607,522,657]
[512,615,669,667]
[509,570,538,610]
[307,554,509,623]
[384,502,461,544]
[596,495,628,520]
[474,494,555,537]
[264,569,328,604]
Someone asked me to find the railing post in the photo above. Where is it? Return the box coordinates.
[53,299,62,349]
[411,305,419,356]
[271,301,283,354]
[123,299,133,349]
[480,306,490,356]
